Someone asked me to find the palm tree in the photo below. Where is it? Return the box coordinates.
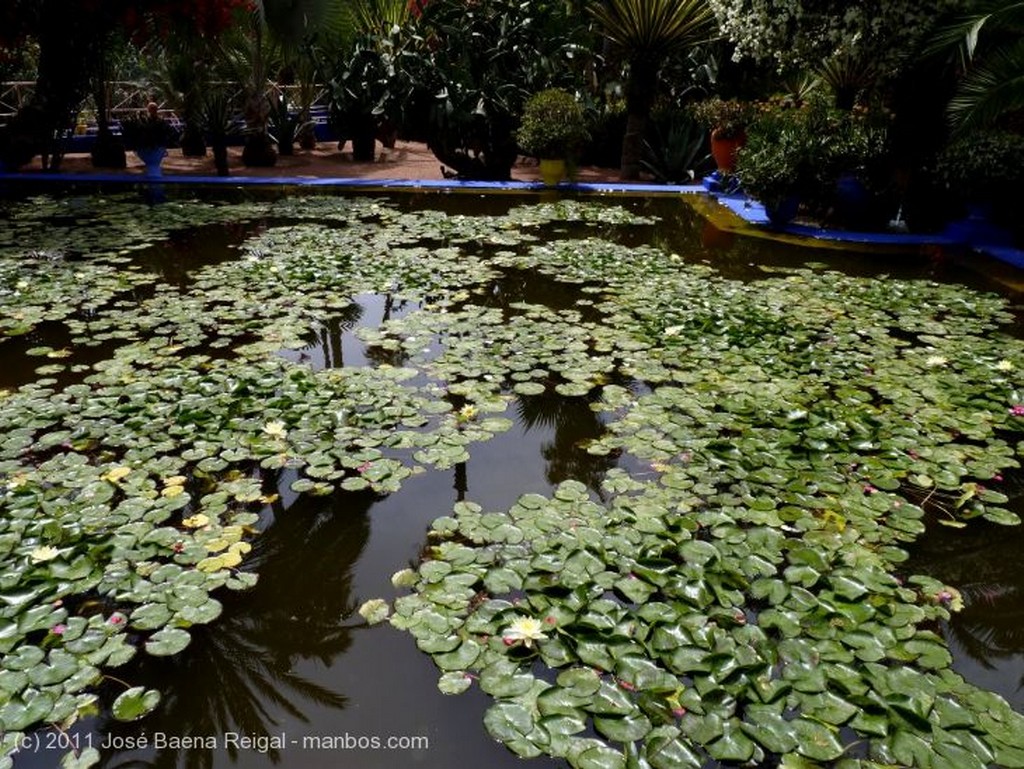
[928,0,1024,132]
[589,0,715,179]
[230,0,351,166]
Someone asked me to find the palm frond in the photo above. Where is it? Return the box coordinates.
[924,0,1024,68]
[256,0,354,54]
[589,0,715,63]
[353,0,412,34]
[949,36,1024,130]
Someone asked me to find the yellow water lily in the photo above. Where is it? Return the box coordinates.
[103,466,132,483]
[182,514,210,529]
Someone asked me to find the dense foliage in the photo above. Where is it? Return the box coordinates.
[707,0,955,73]
[401,0,588,179]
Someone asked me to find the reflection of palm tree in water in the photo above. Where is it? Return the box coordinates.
[298,301,365,369]
[515,391,615,498]
[99,489,377,769]
[907,513,1024,685]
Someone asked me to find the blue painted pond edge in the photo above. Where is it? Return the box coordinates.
[711,191,1024,270]
[0,171,696,194]
[2,170,1021,270]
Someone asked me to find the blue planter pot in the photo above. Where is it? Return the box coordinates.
[135,146,167,177]
[834,173,871,227]
[764,194,800,227]
[944,202,1014,247]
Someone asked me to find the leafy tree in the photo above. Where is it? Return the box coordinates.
[590,0,715,179]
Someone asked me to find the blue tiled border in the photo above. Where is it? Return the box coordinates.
[0,171,702,194]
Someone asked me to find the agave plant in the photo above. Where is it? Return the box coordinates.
[589,0,715,179]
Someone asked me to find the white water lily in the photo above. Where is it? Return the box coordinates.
[503,616,547,648]
[996,359,1014,371]
[925,355,948,367]
[263,420,288,438]
[30,546,60,563]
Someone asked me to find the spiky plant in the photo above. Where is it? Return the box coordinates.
[589,0,715,179]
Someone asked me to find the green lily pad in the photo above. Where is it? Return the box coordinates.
[144,627,191,657]
[111,686,161,722]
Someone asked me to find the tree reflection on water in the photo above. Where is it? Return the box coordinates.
[98,489,377,769]
[907,511,1024,702]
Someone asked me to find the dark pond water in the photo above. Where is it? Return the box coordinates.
[4,189,1024,769]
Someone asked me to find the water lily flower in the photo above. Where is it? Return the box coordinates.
[263,420,288,438]
[1010,405,1024,417]
[5,473,27,490]
[925,355,948,367]
[51,624,67,636]
[933,586,964,612]
[102,466,132,483]
[502,616,547,648]
[457,404,478,422]
[996,359,1014,371]
[30,546,60,563]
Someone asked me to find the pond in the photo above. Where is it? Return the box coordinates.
[1,190,1024,769]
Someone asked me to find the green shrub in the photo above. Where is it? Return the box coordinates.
[689,97,753,139]
[737,98,887,216]
[933,130,1024,203]
[516,88,588,158]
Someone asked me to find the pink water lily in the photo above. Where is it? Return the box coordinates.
[1010,405,1024,416]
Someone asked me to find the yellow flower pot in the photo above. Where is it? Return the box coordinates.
[539,158,566,186]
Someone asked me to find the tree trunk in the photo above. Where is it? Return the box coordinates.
[619,59,657,181]
[619,111,648,181]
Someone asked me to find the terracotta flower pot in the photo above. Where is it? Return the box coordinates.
[710,128,745,173]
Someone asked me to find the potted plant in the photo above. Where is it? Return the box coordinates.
[516,88,589,186]
[269,92,316,157]
[120,102,178,176]
[691,97,752,174]
[737,98,888,227]
[735,104,808,224]
[328,35,406,162]
[201,88,238,177]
